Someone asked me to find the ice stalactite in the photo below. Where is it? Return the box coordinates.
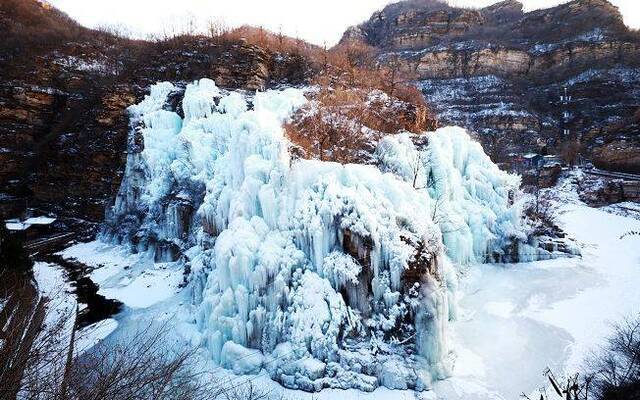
[104,78,536,391]
[376,129,560,265]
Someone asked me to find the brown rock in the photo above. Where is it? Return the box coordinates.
[592,141,640,173]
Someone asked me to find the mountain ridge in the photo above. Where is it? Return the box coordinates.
[342,0,640,174]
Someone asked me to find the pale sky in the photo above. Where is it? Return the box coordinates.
[48,0,640,46]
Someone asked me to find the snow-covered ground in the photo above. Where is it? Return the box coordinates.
[433,199,640,399]
[59,241,183,309]
[75,318,119,354]
[32,262,76,347]
[53,190,640,399]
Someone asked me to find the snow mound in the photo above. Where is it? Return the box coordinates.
[102,79,531,391]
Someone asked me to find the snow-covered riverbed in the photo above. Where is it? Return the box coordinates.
[55,198,640,399]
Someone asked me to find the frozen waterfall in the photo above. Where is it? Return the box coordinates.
[102,78,535,391]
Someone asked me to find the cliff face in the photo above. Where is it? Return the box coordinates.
[0,0,310,224]
[342,0,640,172]
[411,41,640,79]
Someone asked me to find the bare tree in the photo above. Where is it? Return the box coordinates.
[285,89,371,163]
[560,139,581,166]
[408,150,427,190]
[583,314,640,400]
[332,40,377,87]
[379,54,417,98]
[525,314,640,400]
[485,131,508,163]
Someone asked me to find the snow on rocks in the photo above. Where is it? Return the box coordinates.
[58,241,184,309]
[100,78,531,391]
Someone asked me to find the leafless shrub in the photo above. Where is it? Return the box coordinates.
[2,294,281,400]
[285,95,368,163]
[206,18,231,43]
[583,314,640,400]
[62,322,243,400]
[524,177,559,237]
[620,231,640,239]
[526,314,640,400]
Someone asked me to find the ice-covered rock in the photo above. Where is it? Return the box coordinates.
[220,341,264,375]
[103,78,533,391]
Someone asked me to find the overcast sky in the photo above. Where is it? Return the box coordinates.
[48,0,640,46]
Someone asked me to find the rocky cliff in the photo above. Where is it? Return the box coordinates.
[342,0,640,172]
[0,0,309,224]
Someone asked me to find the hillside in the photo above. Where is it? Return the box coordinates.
[342,0,640,173]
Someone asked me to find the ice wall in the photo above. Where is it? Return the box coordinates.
[104,79,532,391]
[376,130,550,264]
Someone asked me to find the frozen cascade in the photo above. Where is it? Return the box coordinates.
[103,78,535,391]
[376,131,556,264]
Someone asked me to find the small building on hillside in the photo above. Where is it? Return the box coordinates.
[543,155,562,167]
[4,216,57,240]
[521,153,544,170]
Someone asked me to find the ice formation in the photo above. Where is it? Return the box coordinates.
[376,130,536,264]
[103,78,534,391]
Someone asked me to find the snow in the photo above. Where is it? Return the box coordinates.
[221,341,264,375]
[59,241,183,309]
[24,263,77,397]
[433,198,640,399]
[42,77,638,398]
[55,55,116,75]
[58,241,149,285]
[75,318,119,354]
[23,216,56,225]
[55,193,640,399]
[601,201,640,220]
[33,262,76,321]
[418,75,536,133]
[377,129,532,265]
[531,204,640,370]
[565,66,640,86]
[529,29,606,55]
[99,262,183,309]
[5,222,28,231]
[4,216,56,231]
